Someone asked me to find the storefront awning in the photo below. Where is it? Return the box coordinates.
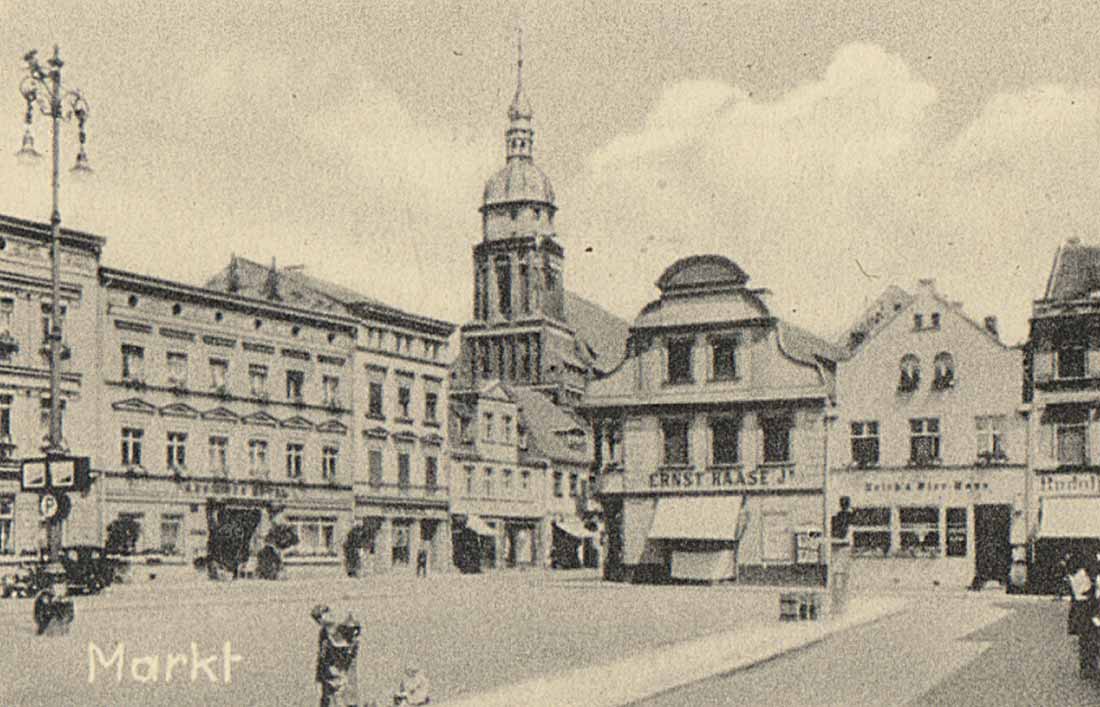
[464,515,495,537]
[554,519,596,540]
[1040,497,1100,538]
[648,495,743,541]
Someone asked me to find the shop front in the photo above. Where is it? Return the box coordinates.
[354,497,451,576]
[1030,472,1100,593]
[550,516,596,570]
[831,465,1025,590]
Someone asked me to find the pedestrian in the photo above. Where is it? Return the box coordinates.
[313,605,363,706]
[394,665,431,705]
[416,549,428,578]
[1055,551,1074,601]
[1071,554,1100,679]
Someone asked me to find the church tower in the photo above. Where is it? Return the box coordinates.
[458,36,581,401]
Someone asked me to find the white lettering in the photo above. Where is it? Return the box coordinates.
[165,653,187,683]
[88,641,124,684]
[223,642,242,684]
[191,642,218,683]
[131,655,159,683]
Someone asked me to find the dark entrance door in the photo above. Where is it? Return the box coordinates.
[974,504,1012,584]
[207,503,262,577]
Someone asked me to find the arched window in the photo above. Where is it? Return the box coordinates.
[899,354,920,393]
[933,352,955,390]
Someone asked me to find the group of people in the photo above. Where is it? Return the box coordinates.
[311,604,431,707]
[1063,550,1100,679]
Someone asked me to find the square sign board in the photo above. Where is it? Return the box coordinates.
[20,456,91,492]
[21,460,47,490]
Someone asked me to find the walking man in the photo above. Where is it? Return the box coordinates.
[416,548,429,578]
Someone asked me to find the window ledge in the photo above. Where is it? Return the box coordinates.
[708,375,740,384]
[658,464,694,472]
[395,417,416,425]
[662,379,695,387]
[366,413,386,422]
[423,420,441,428]
[707,463,742,470]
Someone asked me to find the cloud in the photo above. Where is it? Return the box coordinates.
[563,42,1097,346]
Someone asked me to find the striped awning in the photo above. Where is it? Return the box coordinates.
[648,495,744,541]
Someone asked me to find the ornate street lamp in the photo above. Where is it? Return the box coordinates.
[17,46,92,457]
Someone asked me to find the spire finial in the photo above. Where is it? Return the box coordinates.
[517,27,523,85]
[508,27,532,123]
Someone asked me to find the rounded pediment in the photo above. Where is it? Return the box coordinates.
[656,255,750,294]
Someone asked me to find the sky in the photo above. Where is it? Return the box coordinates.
[2,1,1100,347]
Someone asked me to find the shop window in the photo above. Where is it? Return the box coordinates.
[425,456,439,491]
[249,364,268,397]
[368,382,384,419]
[398,453,411,490]
[121,427,144,467]
[851,507,891,558]
[247,439,269,476]
[285,442,304,479]
[710,336,739,381]
[899,507,940,558]
[392,522,411,565]
[166,432,187,470]
[761,511,791,563]
[761,416,792,464]
[666,337,694,385]
[932,352,955,390]
[210,358,229,392]
[976,416,1007,463]
[946,508,967,557]
[553,471,564,497]
[850,421,880,468]
[898,354,920,392]
[121,345,145,383]
[909,418,941,466]
[286,370,304,403]
[322,446,339,482]
[662,418,690,466]
[368,450,384,486]
[160,515,183,556]
[0,495,13,555]
[710,416,740,466]
[1058,414,1088,466]
[397,384,412,419]
[166,352,188,388]
[209,436,229,475]
[287,516,337,557]
[1057,347,1087,380]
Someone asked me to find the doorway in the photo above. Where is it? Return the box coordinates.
[974,504,1012,584]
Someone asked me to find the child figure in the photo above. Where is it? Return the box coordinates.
[394,666,431,705]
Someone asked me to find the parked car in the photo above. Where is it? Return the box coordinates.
[57,545,116,595]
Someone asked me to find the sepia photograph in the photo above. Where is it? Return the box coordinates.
[2,1,1100,705]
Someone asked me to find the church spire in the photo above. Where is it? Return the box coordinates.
[505,28,533,161]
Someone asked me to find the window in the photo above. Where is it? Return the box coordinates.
[0,495,13,555]
[521,470,530,493]
[662,418,690,466]
[496,257,512,320]
[121,427,143,467]
[464,466,475,496]
[322,375,340,407]
[1057,412,1088,466]
[210,358,228,391]
[397,452,411,489]
[483,412,494,442]
[850,421,880,468]
[483,467,494,496]
[851,507,891,557]
[569,472,579,497]
[287,516,337,557]
[249,364,268,397]
[166,432,187,469]
[397,384,412,419]
[946,507,967,557]
[899,507,940,557]
[666,337,694,384]
[762,416,792,464]
[425,392,438,422]
[502,415,512,444]
[392,522,411,565]
[160,515,183,556]
[520,262,531,313]
[899,354,920,392]
[38,398,65,439]
[248,439,269,476]
[121,345,145,382]
[41,303,66,342]
[909,418,941,465]
[285,443,304,479]
[322,446,339,481]
[209,436,229,474]
[1058,347,1086,379]
[0,394,11,449]
[368,449,383,486]
[425,455,439,490]
[710,416,740,466]
[518,424,528,451]
[932,352,955,390]
[553,471,563,497]
[0,297,13,332]
[976,416,1007,463]
[930,312,941,329]
[286,370,304,402]
[711,336,738,381]
[913,313,923,330]
[368,382,384,418]
[502,468,512,496]
[166,351,187,387]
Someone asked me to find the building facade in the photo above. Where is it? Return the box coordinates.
[1023,238,1100,591]
[582,256,841,585]
[830,280,1026,591]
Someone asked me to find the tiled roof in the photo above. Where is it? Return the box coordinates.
[1044,239,1100,302]
[509,385,591,465]
[776,322,848,365]
[836,285,913,353]
[564,291,629,373]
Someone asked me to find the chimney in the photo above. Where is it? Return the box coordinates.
[984,316,999,339]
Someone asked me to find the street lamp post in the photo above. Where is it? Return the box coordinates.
[17,46,92,561]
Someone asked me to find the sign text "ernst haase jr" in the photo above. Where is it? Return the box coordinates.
[649,465,803,491]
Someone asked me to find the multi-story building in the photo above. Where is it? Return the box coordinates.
[0,214,104,564]
[448,46,628,572]
[96,265,360,579]
[205,257,456,575]
[830,280,1025,590]
[581,255,843,584]
[1023,238,1100,591]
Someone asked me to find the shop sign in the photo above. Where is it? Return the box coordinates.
[859,479,992,494]
[183,480,294,500]
[648,465,815,492]
[1038,473,1100,495]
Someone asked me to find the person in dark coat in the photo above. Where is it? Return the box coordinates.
[1070,553,1100,679]
[416,549,429,578]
